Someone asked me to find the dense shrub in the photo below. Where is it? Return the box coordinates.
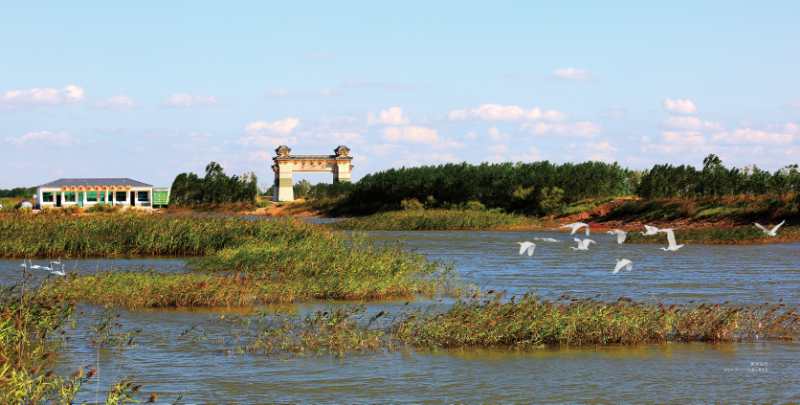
[170,162,258,206]
[333,161,634,215]
[637,154,800,199]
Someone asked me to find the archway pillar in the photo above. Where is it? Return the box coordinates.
[273,161,295,202]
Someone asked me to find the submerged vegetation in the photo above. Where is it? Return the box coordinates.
[332,208,537,231]
[190,295,800,357]
[395,294,800,349]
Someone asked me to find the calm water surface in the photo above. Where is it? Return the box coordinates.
[2,230,799,402]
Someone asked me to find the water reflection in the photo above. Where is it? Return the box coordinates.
[2,229,799,402]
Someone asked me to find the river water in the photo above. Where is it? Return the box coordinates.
[1,230,799,403]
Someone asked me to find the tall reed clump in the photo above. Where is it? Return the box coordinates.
[242,306,391,357]
[0,285,84,402]
[332,209,536,231]
[394,294,800,349]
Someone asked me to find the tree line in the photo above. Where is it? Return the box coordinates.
[332,160,636,215]
[637,154,800,199]
[330,154,799,215]
[170,162,258,206]
[0,187,36,198]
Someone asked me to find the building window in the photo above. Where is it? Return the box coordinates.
[86,191,98,202]
[137,191,150,202]
[42,192,54,203]
[64,192,76,202]
[99,192,106,203]
[115,191,127,202]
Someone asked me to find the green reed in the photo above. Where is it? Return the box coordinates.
[2,213,450,307]
[625,225,800,245]
[242,306,392,357]
[332,209,537,231]
[394,294,800,349]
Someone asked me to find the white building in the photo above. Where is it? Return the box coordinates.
[36,178,158,209]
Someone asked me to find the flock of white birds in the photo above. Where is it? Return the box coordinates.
[517,220,786,275]
[19,259,66,277]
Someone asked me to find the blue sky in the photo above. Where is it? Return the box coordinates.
[2,1,799,188]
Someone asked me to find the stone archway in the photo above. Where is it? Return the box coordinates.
[271,145,353,202]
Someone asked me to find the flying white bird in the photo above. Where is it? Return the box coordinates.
[561,222,590,236]
[533,237,559,243]
[571,237,596,251]
[658,228,684,251]
[642,224,660,236]
[612,258,633,274]
[607,229,628,244]
[517,241,536,256]
[754,220,785,237]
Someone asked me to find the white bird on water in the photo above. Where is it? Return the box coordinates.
[517,241,536,256]
[20,260,65,276]
[607,229,628,244]
[612,258,633,274]
[533,237,559,243]
[658,228,684,251]
[571,237,596,251]
[561,222,590,236]
[642,224,660,236]
[754,220,785,237]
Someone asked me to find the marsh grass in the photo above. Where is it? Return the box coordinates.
[599,195,800,224]
[2,214,450,307]
[331,209,537,231]
[242,306,392,357]
[394,294,800,349]
[191,294,800,357]
[625,225,800,244]
[0,285,138,403]
[0,213,281,258]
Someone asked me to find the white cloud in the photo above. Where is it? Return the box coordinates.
[5,131,75,146]
[96,95,135,110]
[1,84,85,106]
[383,126,439,144]
[663,98,697,114]
[394,152,460,167]
[663,116,721,131]
[510,147,542,162]
[488,127,509,141]
[523,121,601,137]
[240,117,301,147]
[448,104,566,122]
[553,67,591,81]
[245,117,300,136]
[163,93,218,107]
[585,141,617,162]
[328,131,362,143]
[711,128,794,144]
[368,106,409,125]
[662,131,706,145]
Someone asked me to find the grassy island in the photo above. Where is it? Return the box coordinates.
[331,209,537,231]
[0,214,450,308]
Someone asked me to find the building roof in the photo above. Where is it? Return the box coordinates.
[38,178,152,188]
